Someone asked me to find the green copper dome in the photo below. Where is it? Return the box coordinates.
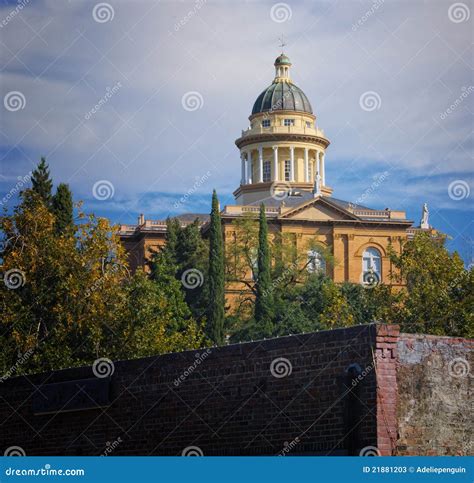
[274,53,291,65]
[251,81,313,115]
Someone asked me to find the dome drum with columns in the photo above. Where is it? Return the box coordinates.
[234,53,332,204]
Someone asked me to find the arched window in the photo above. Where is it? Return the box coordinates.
[307,249,326,274]
[362,247,381,284]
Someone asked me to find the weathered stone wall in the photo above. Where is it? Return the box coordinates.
[396,333,473,456]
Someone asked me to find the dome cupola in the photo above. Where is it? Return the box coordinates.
[234,53,331,205]
[251,53,313,115]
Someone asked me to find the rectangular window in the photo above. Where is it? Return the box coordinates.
[263,160,271,182]
[284,160,291,181]
[306,121,312,128]
[261,119,270,128]
[284,119,295,127]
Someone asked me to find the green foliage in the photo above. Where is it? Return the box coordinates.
[229,231,473,341]
[117,269,205,359]
[52,183,74,235]
[31,157,53,206]
[207,190,225,344]
[150,217,209,320]
[386,232,473,337]
[0,189,205,376]
[254,204,273,336]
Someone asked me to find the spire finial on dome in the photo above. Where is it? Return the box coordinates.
[278,34,287,52]
[274,43,292,83]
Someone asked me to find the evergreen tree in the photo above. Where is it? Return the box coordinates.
[207,190,225,344]
[177,220,209,320]
[164,217,180,266]
[254,203,274,336]
[31,157,53,206]
[52,183,74,235]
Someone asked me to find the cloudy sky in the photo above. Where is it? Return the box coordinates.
[0,0,472,261]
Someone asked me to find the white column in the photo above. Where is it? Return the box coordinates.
[272,146,278,181]
[248,151,253,184]
[321,152,326,185]
[304,147,309,183]
[315,149,320,178]
[258,146,263,183]
[290,146,295,182]
[240,153,245,185]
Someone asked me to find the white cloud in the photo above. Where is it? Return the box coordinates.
[0,0,472,224]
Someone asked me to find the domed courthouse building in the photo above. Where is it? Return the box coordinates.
[120,54,425,303]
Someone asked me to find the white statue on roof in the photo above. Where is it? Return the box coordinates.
[420,202,429,229]
[313,172,322,197]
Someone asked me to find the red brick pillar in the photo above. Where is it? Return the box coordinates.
[375,324,399,455]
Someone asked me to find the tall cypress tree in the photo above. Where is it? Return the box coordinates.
[207,190,225,344]
[31,157,53,206]
[52,183,74,235]
[255,203,274,337]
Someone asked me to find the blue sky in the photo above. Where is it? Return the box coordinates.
[0,0,472,262]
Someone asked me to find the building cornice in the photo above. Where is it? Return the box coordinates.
[235,132,330,150]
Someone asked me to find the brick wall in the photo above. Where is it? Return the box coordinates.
[375,324,399,456]
[0,324,471,456]
[0,325,378,456]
